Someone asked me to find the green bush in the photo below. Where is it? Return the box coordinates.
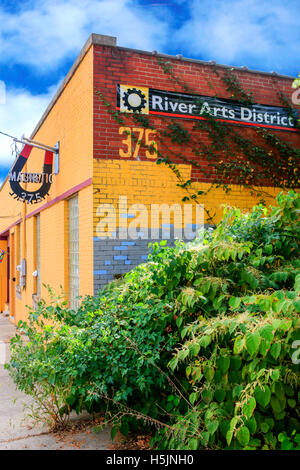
[7,286,178,429]
[6,191,300,447]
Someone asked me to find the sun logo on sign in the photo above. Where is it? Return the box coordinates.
[120,85,149,114]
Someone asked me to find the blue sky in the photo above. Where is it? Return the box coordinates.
[0,0,299,184]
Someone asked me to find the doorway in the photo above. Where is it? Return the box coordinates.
[0,238,8,313]
[9,233,15,321]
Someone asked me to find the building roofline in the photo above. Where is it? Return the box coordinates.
[29,34,117,140]
[117,46,295,81]
[30,33,294,141]
[0,33,296,193]
[10,33,300,139]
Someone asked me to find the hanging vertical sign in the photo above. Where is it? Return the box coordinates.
[9,144,55,204]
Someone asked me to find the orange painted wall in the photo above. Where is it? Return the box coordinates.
[0,240,8,312]
[78,184,93,298]
[0,44,94,323]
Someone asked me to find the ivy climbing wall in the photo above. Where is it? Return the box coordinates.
[92,43,300,292]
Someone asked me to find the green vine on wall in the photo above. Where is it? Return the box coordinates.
[95,61,299,225]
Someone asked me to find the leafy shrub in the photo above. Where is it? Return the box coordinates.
[7,286,178,429]
[6,191,300,447]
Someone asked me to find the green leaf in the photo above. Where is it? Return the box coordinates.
[294,274,300,292]
[259,325,274,341]
[215,389,226,402]
[173,396,180,407]
[281,440,294,450]
[181,327,188,339]
[202,388,214,403]
[198,335,211,348]
[186,365,192,378]
[111,426,118,440]
[270,343,281,360]
[189,392,198,405]
[245,416,257,434]
[207,420,219,435]
[271,396,284,414]
[293,300,300,313]
[243,397,256,418]
[245,332,261,356]
[260,422,269,433]
[279,319,292,331]
[120,421,129,436]
[200,431,210,446]
[236,426,250,447]
[254,385,271,408]
[189,438,199,450]
[178,348,189,360]
[271,369,280,381]
[233,336,245,354]
[233,384,243,399]
[265,244,273,255]
[278,432,287,443]
[259,338,271,356]
[216,356,230,374]
[189,343,200,356]
[226,429,234,446]
[272,319,282,330]
[230,356,242,371]
[168,357,178,371]
[241,270,259,289]
[194,368,203,382]
[287,399,296,408]
[229,296,241,309]
[259,297,272,312]
[204,365,215,382]
[230,416,239,431]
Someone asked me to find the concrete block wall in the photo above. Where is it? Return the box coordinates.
[93,226,201,293]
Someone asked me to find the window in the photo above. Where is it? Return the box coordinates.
[68,195,79,309]
[35,214,41,297]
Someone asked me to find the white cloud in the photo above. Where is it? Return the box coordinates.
[0,0,169,175]
[175,0,300,74]
[0,0,169,71]
[0,83,59,167]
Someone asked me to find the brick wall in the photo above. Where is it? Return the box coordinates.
[92,44,300,293]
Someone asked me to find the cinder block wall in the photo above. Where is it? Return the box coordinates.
[93,230,173,291]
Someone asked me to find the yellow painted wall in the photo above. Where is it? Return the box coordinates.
[0,45,94,323]
[0,39,289,323]
[93,159,280,235]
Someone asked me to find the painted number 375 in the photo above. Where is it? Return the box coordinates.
[119,127,158,159]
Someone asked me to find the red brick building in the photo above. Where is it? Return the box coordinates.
[0,34,299,321]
